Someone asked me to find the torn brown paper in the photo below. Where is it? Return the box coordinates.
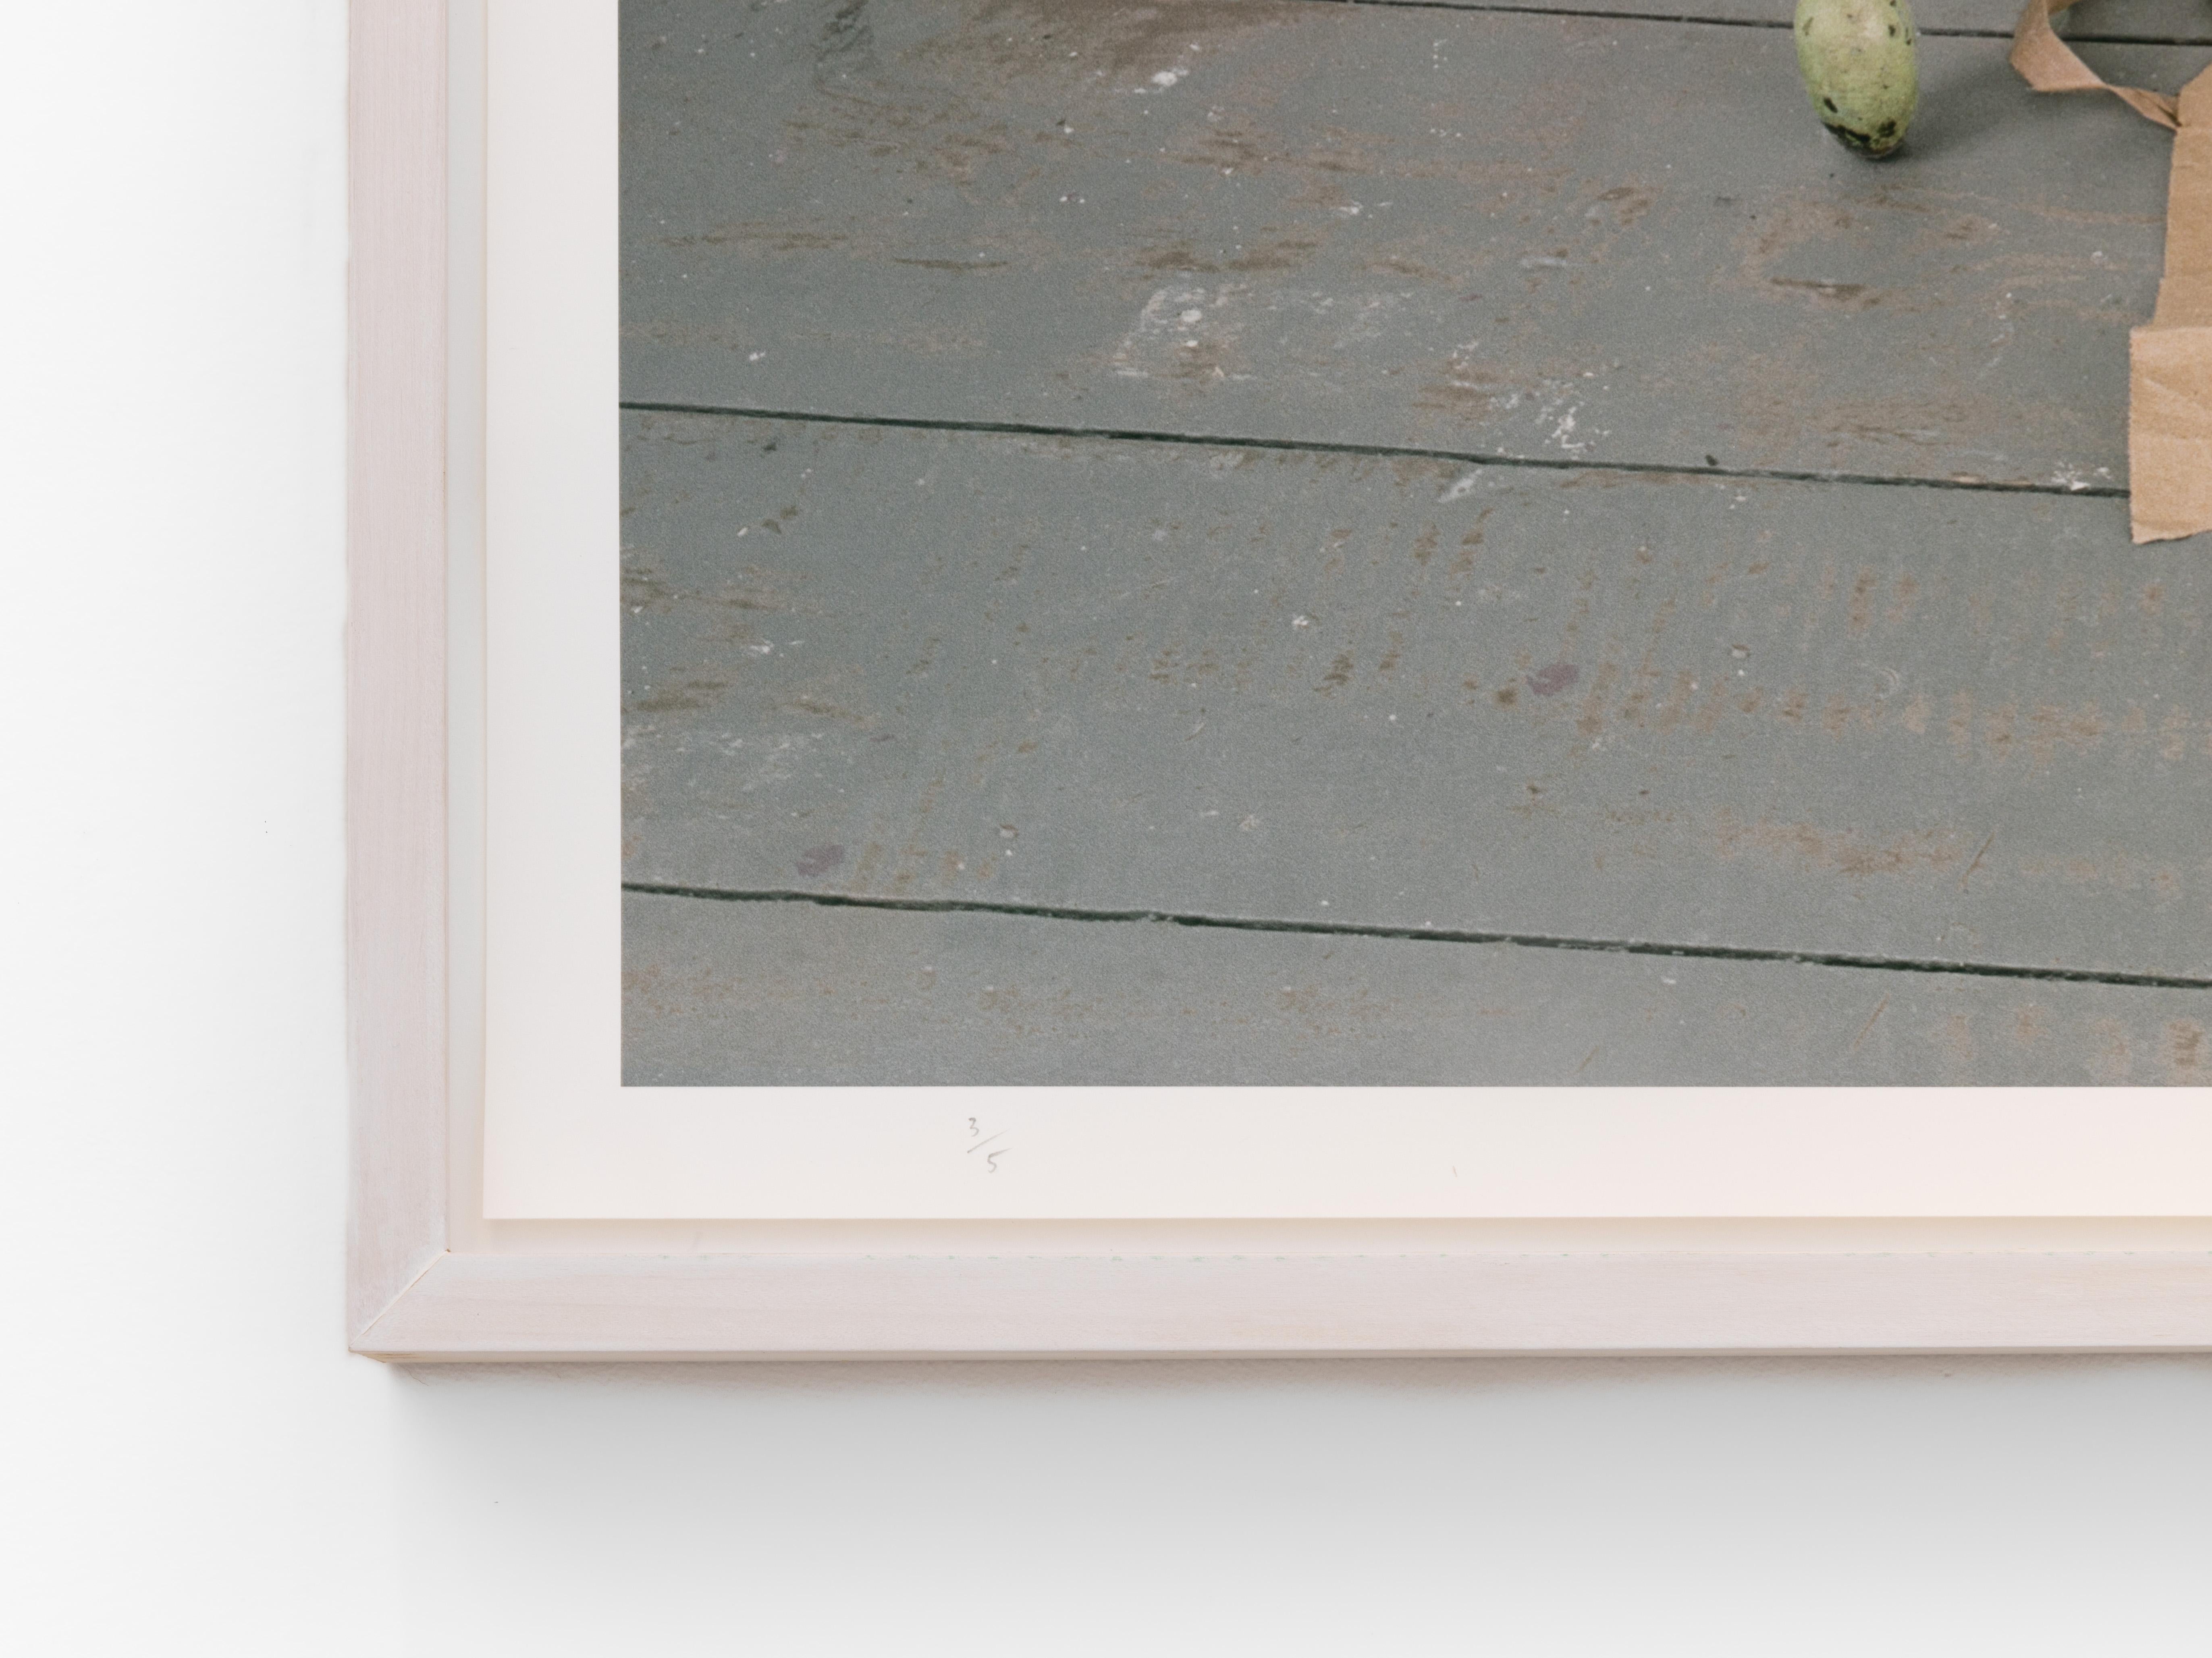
[2013,0,2212,543]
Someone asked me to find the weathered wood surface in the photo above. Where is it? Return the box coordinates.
[622,412,2212,982]
[622,0,2200,488]
[621,0,2212,1082]
[625,889,2211,1083]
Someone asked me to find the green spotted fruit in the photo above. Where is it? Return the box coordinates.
[1794,0,1919,159]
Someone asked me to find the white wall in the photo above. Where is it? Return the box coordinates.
[6,7,2207,1653]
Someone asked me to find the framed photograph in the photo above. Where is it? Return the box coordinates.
[349,0,2212,1361]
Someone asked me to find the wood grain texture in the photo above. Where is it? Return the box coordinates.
[624,889,2212,1083]
[621,413,2212,984]
[349,0,451,1340]
[621,0,2199,488]
[355,1248,2212,1359]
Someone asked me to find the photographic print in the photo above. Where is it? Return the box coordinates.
[616,0,2212,1086]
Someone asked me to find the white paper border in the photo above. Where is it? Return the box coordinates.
[477,0,2212,1221]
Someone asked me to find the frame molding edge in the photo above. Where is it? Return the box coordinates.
[348,0,451,1344]
[358,1250,2212,1361]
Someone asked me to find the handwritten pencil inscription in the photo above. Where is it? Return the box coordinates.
[965,1115,1007,1174]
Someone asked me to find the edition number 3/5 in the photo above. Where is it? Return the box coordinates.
[966,1117,1007,1174]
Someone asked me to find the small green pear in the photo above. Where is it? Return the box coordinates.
[1795,0,1919,159]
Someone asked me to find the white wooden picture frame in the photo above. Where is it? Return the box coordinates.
[347,0,2212,1361]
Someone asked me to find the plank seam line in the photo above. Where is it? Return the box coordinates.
[621,884,2212,993]
[619,403,2131,501]
[1333,0,2202,45]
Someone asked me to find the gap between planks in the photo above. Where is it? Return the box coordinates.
[623,883,2212,994]
[618,401,2133,502]
[1338,0,2201,47]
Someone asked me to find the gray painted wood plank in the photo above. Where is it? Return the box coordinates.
[622,0,2200,488]
[624,889,2212,1083]
[621,413,2212,981]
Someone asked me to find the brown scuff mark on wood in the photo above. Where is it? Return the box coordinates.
[1947,690,1977,760]
[1981,701,2019,767]
[959,0,1315,82]
[1134,234,1327,276]
[2168,1021,2206,1082]
[1586,184,1657,230]
[1846,567,1880,634]
[628,676,732,715]
[2022,702,2108,771]
[2089,1018,2135,1084]
[1413,350,1529,424]
[1734,382,2010,475]
[1768,277,1882,312]
[1575,662,1619,740]
[1712,811,1965,879]
[1937,1013,1979,1068]
[891,256,1010,272]
[778,681,879,727]
[692,222,864,256]
[620,548,677,614]
[1365,251,1444,281]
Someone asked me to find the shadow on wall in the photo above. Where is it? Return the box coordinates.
[381,1354,2212,1654]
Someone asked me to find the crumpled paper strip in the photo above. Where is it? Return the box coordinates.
[2013,0,2211,542]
